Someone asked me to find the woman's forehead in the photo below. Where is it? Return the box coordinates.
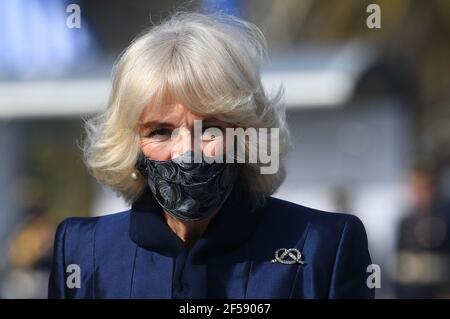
[139,103,208,127]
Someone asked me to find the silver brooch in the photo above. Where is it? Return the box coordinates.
[271,248,305,265]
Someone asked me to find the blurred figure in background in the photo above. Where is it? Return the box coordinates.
[395,165,450,298]
[1,179,54,299]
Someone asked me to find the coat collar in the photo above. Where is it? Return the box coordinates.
[129,181,261,259]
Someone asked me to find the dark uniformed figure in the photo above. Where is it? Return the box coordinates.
[395,167,450,298]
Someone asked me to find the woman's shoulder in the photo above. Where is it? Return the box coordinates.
[57,209,130,227]
[264,196,365,227]
[49,210,136,298]
[257,197,373,299]
[53,210,132,244]
[260,196,369,243]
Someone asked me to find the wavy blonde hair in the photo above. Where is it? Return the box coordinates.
[83,12,290,208]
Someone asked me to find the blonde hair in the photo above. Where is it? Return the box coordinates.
[83,12,290,207]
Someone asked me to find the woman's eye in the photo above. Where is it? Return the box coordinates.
[148,128,172,138]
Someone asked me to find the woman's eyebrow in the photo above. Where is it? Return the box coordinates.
[140,121,175,129]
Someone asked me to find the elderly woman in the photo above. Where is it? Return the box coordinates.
[48,12,374,299]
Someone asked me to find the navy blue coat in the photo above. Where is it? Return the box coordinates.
[48,185,374,299]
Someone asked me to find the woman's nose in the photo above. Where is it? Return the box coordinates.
[170,127,196,159]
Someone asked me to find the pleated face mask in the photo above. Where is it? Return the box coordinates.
[136,150,239,221]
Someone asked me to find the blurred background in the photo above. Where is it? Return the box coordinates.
[1,0,450,298]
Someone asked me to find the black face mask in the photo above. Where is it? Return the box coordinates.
[136,151,239,221]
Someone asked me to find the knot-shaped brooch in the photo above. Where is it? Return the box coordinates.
[271,248,305,265]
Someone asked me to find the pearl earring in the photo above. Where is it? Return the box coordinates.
[131,171,139,181]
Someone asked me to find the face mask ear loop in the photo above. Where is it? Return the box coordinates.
[135,152,149,177]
